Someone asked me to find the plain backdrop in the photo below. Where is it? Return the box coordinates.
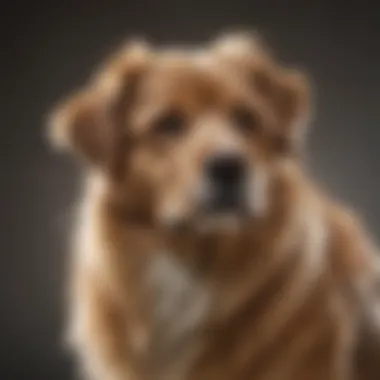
[2,1,380,379]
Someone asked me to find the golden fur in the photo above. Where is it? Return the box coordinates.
[49,33,380,380]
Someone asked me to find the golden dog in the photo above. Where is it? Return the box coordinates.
[49,33,380,380]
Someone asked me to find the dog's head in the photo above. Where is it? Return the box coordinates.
[49,33,310,232]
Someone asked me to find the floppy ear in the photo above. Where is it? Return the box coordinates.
[47,41,150,166]
[213,32,311,147]
[48,87,111,164]
[254,64,311,146]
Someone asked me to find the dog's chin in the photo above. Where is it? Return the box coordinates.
[161,209,252,235]
[157,195,263,234]
[195,212,248,234]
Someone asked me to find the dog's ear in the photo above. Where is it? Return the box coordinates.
[213,32,311,147]
[255,63,311,147]
[47,41,150,166]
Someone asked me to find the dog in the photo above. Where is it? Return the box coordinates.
[48,33,380,380]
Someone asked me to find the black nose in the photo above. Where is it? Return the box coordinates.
[206,153,246,187]
[205,153,246,211]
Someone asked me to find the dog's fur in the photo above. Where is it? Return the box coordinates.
[49,33,380,380]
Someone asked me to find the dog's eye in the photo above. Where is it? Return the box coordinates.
[232,106,259,133]
[152,111,186,137]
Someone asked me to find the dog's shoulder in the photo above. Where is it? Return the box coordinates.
[323,200,375,282]
[323,200,380,378]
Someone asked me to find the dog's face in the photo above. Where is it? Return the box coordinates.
[49,34,310,231]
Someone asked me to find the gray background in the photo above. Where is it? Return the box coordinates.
[2,1,380,379]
